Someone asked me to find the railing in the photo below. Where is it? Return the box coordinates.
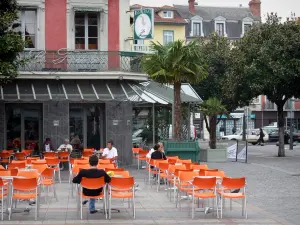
[18,50,144,73]
[131,44,155,53]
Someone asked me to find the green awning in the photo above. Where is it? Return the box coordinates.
[73,7,103,12]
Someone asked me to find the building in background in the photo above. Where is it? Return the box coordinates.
[130,4,187,53]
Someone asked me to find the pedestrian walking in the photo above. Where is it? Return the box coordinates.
[257,128,265,146]
[232,126,237,134]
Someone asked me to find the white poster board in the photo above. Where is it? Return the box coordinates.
[227,143,237,159]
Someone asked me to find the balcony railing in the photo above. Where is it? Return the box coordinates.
[18,50,144,73]
[131,44,155,53]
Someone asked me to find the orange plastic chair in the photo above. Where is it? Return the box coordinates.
[83,151,93,158]
[0,170,11,176]
[191,164,208,171]
[167,156,179,160]
[31,160,47,165]
[0,178,9,220]
[176,171,200,209]
[147,159,164,185]
[191,177,218,218]
[22,149,33,157]
[45,157,61,183]
[104,168,124,172]
[167,158,178,164]
[26,157,40,165]
[0,152,11,164]
[31,164,48,174]
[156,162,169,192]
[74,159,89,165]
[205,170,225,178]
[0,165,5,170]
[14,153,26,161]
[10,177,40,220]
[99,159,111,164]
[97,164,115,170]
[177,159,192,164]
[132,148,142,169]
[8,161,26,170]
[17,170,39,179]
[113,170,130,178]
[138,150,149,170]
[2,150,14,155]
[218,177,247,219]
[70,164,90,197]
[167,164,187,201]
[10,168,18,176]
[79,177,107,219]
[109,177,135,219]
[44,152,56,158]
[58,152,69,163]
[41,168,57,202]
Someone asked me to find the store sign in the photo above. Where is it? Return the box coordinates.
[227,143,237,159]
[134,8,154,40]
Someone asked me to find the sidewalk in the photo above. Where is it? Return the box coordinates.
[0,167,295,225]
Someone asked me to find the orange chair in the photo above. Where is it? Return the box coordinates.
[155,161,169,192]
[31,160,47,165]
[113,171,130,178]
[83,151,93,158]
[99,159,111,164]
[176,171,199,209]
[26,157,40,165]
[17,170,39,179]
[9,177,40,220]
[167,158,178,164]
[74,159,89,166]
[2,150,14,155]
[147,159,164,185]
[177,159,192,164]
[191,177,218,219]
[97,164,115,170]
[41,168,58,202]
[218,177,247,219]
[31,164,48,174]
[14,153,26,161]
[191,164,208,171]
[138,150,149,170]
[104,168,124,172]
[45,157,61,183]
[0,170,11,176]
[79,177,107,219]
[10,168,18,176]
[0,165,5,170]
[108,177,135,219]
[44,152,56,158]
[70,164,90,197]
[167,164,186,201]
[132,148,142,169]
[8,161,26,170]
[205,170,225,178]
[58,152,69,167]
[0,178,9,220]
[22,149,33,157]
[167,156,179,160]
[0,152,11,164]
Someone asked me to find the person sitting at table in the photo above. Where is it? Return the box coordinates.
[151,143,167,160]
[42,138,55,153]
[73,155,111,214]
[101,140,118,163]
[57,138,73,152]
[146,142,164,158]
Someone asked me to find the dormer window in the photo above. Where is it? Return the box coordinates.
[242,17,254,37]
[163,11,173,18]
[214,16,227,37]
[190,16,204,37]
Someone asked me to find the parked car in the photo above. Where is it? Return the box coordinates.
[269,130,300,144]
[222,129,269,145]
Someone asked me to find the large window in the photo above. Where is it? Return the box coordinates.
[193,22,201,36]
[244,24,252,34]
[216,23,225,36]
[163,30,174,45]
[75,12,99,50]
[162,11,173,18]
[18,10,37,49]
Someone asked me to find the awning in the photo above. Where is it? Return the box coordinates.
[0,80,202,104]
[73,7,103,12]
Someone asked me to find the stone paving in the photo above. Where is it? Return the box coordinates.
[0,150,297,225]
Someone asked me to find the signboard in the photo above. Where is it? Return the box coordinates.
[237,146,246,160]
[53,120,59,127]
[134,8,154,40]
[227,143,237,159]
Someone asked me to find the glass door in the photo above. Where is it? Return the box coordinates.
[24,109,41,152]
[86,106,101,149]
[69,108,84,147]
[6,106,21,151]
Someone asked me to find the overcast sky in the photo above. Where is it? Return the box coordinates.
[130,0,300,20]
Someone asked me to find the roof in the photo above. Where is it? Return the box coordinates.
[174,5,260,21]
[0,80,201,104]
[131,4,187,25]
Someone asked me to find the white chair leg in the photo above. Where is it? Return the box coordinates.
[133,197,136,219]
[220,196,223,219]
[80,196,83,220]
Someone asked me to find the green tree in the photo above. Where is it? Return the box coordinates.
[193,34,254,148]
[229,14,300,157]
[200,98,227,149]
[0,0,25,85]
[142,40,207,140]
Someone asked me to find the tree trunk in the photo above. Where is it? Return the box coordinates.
[277,104,285,157]
[173,82,182,141]
[209,115,217,149]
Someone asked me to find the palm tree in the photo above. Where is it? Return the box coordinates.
[200,97,227,149]
[142,40,207,141]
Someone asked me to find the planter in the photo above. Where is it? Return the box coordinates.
[164,141,200,162]
[199,147,227,162]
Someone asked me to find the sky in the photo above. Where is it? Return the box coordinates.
[130,0,300,20]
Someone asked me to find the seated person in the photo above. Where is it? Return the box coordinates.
[57,138,73,152]
[151,143,167,160]
[42,138,55,153]
[73,155,111,214]
[101,140,118,163]
[146,142,164,158]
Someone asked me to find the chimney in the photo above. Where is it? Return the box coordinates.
[249,0,261,17]
[189,0,195,14]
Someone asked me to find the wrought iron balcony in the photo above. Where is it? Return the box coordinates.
[18,50,144,73]
[131,44,155,53]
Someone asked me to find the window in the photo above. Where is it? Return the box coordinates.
[134,39,144,45]
[163,31,174,45]
[265,98,275,109]
[75,12,99,50]
[162,11,173,18]
[193,22,201,36]
[18,10,37,49]
[285,99,293,110]
[216,23,225,36]
[244,24,252,33]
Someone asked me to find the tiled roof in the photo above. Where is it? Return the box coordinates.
[130,4,187,24]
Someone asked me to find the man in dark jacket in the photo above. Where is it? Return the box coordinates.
[73,155,111,214]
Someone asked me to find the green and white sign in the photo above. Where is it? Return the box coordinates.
[134,8,154,40]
